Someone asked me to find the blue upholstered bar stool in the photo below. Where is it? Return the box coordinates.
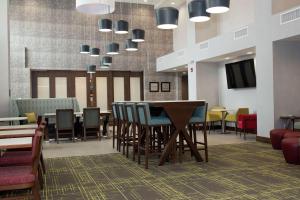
[136,103,172,169]
[111,103,119,149]
[116,103,128,155]
[124,103,139,160]
[189,103,208,162]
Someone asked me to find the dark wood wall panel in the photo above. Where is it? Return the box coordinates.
[31,70,144,109]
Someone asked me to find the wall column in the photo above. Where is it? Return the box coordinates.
[255,0,274,137]
[0,0,10,117]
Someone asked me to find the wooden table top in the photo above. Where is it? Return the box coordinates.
[0,117,28,122]
[43,110,111,117]
[0,137,32,149]
[0,124,38,131]
[0,129,36,139]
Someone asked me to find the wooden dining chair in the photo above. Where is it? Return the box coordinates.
[56,109,75,144]
[0,131,43,199]
[83,107,101,141]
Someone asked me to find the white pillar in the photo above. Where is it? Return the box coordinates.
[255,0,274,137]
[0,0,10,117]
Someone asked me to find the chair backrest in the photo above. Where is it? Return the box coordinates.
[210,105,226,118]
[191,103,208,123]
[125,103,138,123]
[112,103,119,120]
[83,107,100,128]
[31,130,43,174]
[136,103,151,125]
[117,103,126,121]
[236,108,249,117]
[56,109,74,131]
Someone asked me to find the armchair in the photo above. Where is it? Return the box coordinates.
[237,114,257,139]
[225,108,249,134]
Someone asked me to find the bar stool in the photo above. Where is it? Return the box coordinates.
[111,103,119,149]
[124,103,139,160]
[136,103,172,169]
[117,103,128,155]
[188,103,208,162]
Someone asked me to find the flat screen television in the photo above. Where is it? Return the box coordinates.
[225,59,256,89]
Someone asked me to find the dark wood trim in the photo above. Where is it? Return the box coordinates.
[124,75,130,101]
[49,76,55,98]
[140,74,144,100]
[107,72,113,110]
[68,75,75,97]
[256,136,271,143]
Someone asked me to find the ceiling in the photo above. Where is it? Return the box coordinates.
[117,0,185,8]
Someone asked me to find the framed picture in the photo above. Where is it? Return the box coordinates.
[161,82,170,92]
[149,82,159,92]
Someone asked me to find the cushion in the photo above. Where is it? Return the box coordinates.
[270,129,289,150]
[25,112,37,123]
[284,132,300,139]
[281,138,300,165]
[0,166,35,186]
[0,151,32,167]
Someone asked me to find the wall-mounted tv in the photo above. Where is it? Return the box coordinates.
[225,59,256,89]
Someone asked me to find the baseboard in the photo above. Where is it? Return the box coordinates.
[256,136,271,143]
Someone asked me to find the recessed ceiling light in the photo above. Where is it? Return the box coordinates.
[225,57,231,60]
[171,2,175,5]
[144,0,148,2]
[173,68,177,71]
[247,51,254,55]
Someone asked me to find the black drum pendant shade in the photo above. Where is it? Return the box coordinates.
[132,29,145,42]
[90,48,100,57]
[80,44,90,54]
[98,19,112,32]
[87,65,96,73]
[125,39,138,51]
[206,0,230,14]
[107,43,120,55]
[114,20,129,34]
[102,56,112,66]
[155,7,179,29]
[188,0,211,22]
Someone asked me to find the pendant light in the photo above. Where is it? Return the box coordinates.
[155,7,179,29]
[90,48,100,57]
[132,29,145,42]
[76,0,115,15]
[107,43,119,55]
[80,44,90,54]
[125,39,138,52]
[206,0,230,14]
[188,0,210,22]
[101,56,112,66]
[87,65,96,73]
[98,19,112,32]
[115,20,128,34]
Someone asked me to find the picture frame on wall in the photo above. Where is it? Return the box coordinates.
[161,82,170,92]
[149,82,159,92]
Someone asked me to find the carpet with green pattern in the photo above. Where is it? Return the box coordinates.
[1,142,300,199]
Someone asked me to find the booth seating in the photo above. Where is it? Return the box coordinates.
[270,129,290,150]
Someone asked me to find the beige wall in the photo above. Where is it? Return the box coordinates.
[272,0,300,14]
[195,15,219,43]
[273,41,300,128]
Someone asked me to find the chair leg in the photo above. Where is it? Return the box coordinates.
[113,121,116,148]
[40,153,46,174]
[126,124,130,158]
[235,122,237,135]
[32,178,41,200]
[83,128,87,141]
[72,129,75,142]
[56,130,59,144]
[145,126,150,169]
[203,127,208,162]
[137,125,141,165]
[38,165,44,190]
[132,124,136,161]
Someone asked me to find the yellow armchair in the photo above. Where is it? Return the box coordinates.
[225,108,249,133]
[206,106,225,133]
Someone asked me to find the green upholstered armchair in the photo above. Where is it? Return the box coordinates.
[83,107,101,141]
[225,108,249,134]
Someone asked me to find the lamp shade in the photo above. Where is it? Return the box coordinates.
[80,44,90,54]
[76,0,115,15]
[114,20,129,34]
[98,19,112,32]
[132,29,145,42]
[102,56,112,66]
[188,0,210,22]
[155,7,179,29]
[125,39,138,52]
[107,43,119,55]
[90,48,100,56]
[206,0,230,14]
[87,65,96,73]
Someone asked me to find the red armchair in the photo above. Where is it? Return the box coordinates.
[0,131,43,199]
[237,114,257,139]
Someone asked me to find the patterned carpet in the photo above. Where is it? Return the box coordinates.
[2,142,300,200]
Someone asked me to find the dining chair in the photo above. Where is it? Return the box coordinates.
[124,103,139,161]
[189,103,208,162]
[136,103,171,169]
[56,109,75,144]
[112,103,119,149]
[83,107,101,141]
[0,131,43,199]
